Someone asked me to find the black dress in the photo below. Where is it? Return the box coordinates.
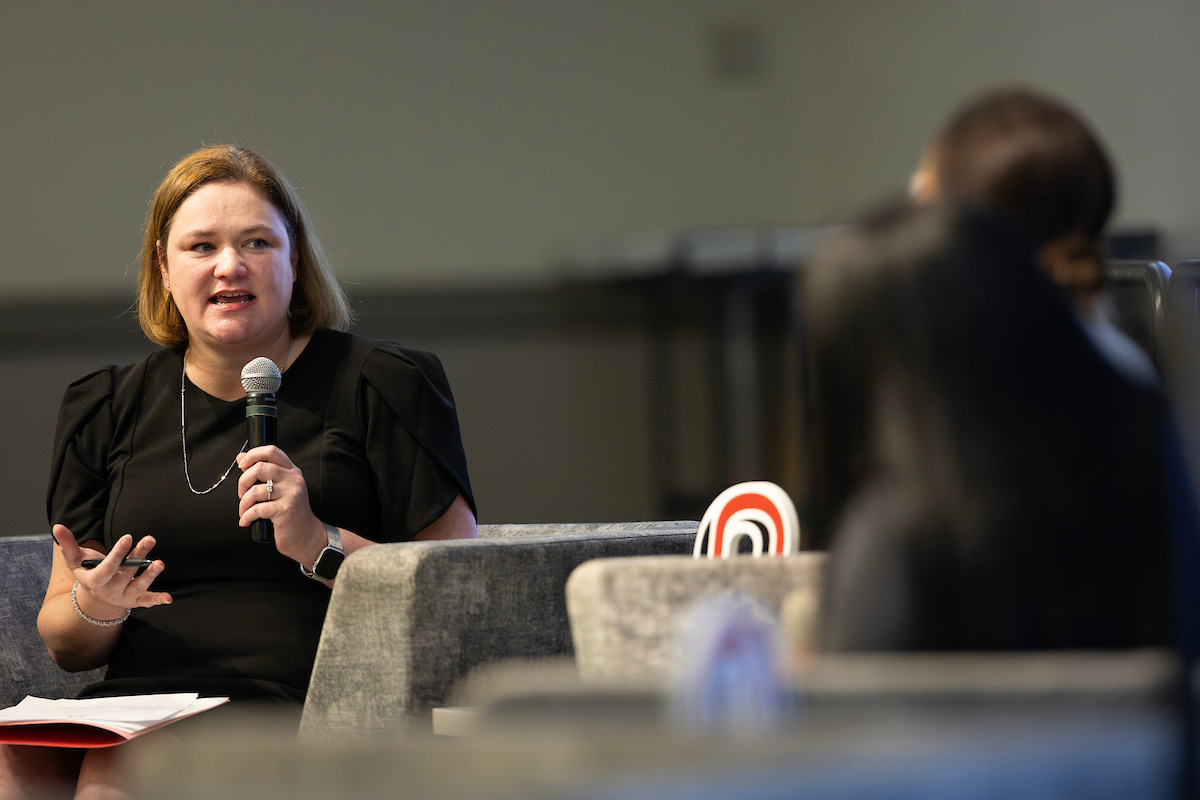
[47,330,474,706]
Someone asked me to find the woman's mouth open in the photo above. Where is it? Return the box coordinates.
[210,292,255,306]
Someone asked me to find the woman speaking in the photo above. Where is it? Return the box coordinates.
[4,144,476,798]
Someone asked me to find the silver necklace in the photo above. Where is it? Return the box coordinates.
[180,340,292,495]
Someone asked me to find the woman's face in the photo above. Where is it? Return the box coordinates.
[160,181,297,356]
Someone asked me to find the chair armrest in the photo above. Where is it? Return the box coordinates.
[300,524,696,739]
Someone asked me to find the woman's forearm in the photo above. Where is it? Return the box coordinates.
[37,588,123,672]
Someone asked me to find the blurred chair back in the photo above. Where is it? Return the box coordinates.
[1167,260,1200,337]
[1105,259,1171,366]
[299,521,698,739]
[566,553,824,683]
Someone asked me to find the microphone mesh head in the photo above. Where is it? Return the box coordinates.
[241,357,283,394]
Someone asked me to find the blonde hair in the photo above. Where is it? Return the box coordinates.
[137,145,353,346]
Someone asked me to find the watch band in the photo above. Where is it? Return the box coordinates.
[322,522,342,552]
[301,523,345,581]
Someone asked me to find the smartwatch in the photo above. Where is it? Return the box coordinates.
[302,523,345,581]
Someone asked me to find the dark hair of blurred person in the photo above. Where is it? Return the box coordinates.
[803,202,1174,650]
[910,86,1112,307]
[910,86,1155,384]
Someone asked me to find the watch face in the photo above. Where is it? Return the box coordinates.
[314,547,346,580]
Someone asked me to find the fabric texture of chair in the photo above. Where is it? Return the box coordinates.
[298,521,698,739]
[566,553,825,683]
[0,534,105,708]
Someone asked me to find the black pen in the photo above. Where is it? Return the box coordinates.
[81,558,154,571]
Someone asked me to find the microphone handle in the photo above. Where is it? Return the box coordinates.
[246,391,277,544]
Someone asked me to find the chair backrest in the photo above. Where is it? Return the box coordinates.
[566,552,825,683]
[1167,260,1200,327]
[478,521,695,538]
[299,521,698,739]
[804,648,1179,706]
[0,535,105,707]
[1105,259,1171,365]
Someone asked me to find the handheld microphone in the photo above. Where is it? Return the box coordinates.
[241,357,283,544]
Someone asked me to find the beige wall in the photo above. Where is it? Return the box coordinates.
[790,0,1200,259]
[4,2,1199,301]
[1,1,808,297]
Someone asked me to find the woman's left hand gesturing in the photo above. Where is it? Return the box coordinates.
[236,446,326,566]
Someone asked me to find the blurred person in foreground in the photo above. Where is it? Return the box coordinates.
[804,201,1176,651]
[910,85,1156,385]
[0,144,476,799]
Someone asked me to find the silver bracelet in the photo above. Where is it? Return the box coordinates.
[71,581,131,627]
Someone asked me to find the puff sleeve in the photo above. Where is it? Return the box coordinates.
[358,342,475,540]
[46,367,116,546]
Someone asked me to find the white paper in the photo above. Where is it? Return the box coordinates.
[0,694,229,734]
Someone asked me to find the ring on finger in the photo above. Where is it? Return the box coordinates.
[266,479,274,501]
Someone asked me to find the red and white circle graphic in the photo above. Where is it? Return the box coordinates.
[694,481,800,558]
